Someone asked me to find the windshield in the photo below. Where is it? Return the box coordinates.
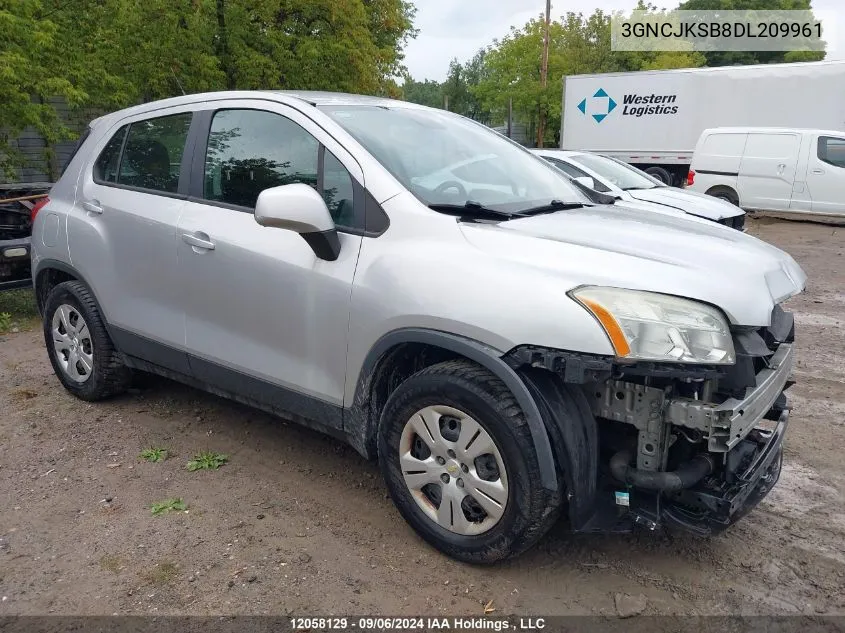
[320,105,588,212]
[573,153,664,191]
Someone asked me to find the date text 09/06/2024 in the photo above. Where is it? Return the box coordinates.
[290,617,548,631]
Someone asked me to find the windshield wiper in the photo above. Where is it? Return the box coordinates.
[427,201,521,220]
[519,199,586,216]
[623,185,661,191]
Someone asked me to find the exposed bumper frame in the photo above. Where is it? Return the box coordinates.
[667,342,794,452]
[590,342,795,456]
[662,408,788,535]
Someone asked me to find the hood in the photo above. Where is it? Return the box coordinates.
[459,204,806,327]
[626,187,744,221]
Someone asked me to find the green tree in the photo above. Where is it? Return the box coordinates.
[0,0,86,178]
[402,49,490,119]
[219,0,383,93]
[473,8,706,146]
[2,0,418,180]
[402,77,443,108]
[363,0,419,95]
[676,0,826,66]
[442,50,490,120]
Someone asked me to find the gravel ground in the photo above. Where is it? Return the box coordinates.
[0,217,843,618]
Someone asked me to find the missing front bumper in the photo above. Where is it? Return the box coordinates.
[605,409,788,536]
[590,342,795,458]
[660,408,788,535]
[582,344,793,536]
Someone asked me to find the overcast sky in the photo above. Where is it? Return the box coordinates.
[403,0,844,82]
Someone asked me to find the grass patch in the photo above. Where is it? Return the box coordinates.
[99,554,125,574]
[143,561,179,586]
[187,451,228,472]
[139,447,169,463]
[0,289,39,334]
[150,498,187,516]
[9,388,38,402]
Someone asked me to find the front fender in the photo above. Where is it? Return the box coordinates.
[348,328,559,492]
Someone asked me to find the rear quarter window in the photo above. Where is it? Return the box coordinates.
[61,126,92,176]
[94,126,128,183]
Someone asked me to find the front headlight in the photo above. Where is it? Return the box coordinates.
[570,286,735,365]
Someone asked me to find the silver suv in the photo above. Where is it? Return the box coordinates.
[32,92,807,563]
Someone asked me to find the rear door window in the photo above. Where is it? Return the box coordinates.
[116,113,192,193]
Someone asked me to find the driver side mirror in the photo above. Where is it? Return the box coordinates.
[574,176,597,190]
[254,183,341,261]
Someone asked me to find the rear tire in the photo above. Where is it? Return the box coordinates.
[706,186,740,206]
[377,360,562,563]
[644,166,674,185]
[43,280,132,401]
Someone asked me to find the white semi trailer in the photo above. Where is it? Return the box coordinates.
[560,60,845,186]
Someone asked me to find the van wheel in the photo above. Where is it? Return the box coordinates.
[644,166,674,185]
[43,280,132,401]
[378,360,562,564]
[706,186,740,206]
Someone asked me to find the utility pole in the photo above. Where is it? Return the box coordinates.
[537,0,551,148]
[507,97,513,139]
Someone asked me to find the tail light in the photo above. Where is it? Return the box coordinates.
[31,196,49,223]
[686,170,695,187]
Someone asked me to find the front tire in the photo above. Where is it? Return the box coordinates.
[378,360,562,563]
[43,280,132,401]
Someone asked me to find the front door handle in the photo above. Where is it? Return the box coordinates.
[82,200,103,215]
[182,233,216,250]
[811,168,825,175]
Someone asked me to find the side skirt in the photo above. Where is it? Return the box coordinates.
[113,327,348,445]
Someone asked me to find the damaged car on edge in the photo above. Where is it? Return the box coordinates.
[31,92,806,563]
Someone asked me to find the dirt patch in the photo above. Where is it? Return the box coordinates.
[0,217,843,616]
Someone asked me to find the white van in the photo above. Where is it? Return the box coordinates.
[688,127,845,217]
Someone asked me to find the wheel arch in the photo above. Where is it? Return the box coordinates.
[34,260,114,330]
[34,259,84,316]
[346,328,559,492]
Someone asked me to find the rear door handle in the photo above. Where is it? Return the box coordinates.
[82,200,103,215]
[182,233,216,250]
[811,168,825,175]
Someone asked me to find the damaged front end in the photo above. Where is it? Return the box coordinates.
[507,304,795,536]
[0,182,49,291]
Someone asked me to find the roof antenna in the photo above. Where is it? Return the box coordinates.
[171,67,186,96]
